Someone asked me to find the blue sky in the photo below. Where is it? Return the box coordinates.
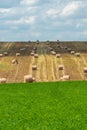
[0,0,87,41]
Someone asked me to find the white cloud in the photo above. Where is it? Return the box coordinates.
[6,16,36,25]
[46,9,59,18]
[0,8,15,14]
[60,1,82,16]
[0,8,10,13]
[20,0,39,5]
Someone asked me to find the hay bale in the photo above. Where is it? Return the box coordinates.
[63,75,70,80]
[70,51,75,55]
[12,59,18,64]
[16,53,20,56]
[67,48,71,52]
[75,53,80,57]
[4,52,8,56]
[30,52,34,56]
[33,47,37,50]
[51,51,56,55]
[32,65,37,70]
[58,65,64,70]
[84,67,87,73]
[0,78,6,83]
[24,75,35,83]
[56,54,60,58]
[34,54,38,58]
[49,47,53,51]
[20,48,26,51]
[0,54,3,57]
[60,75,70,81]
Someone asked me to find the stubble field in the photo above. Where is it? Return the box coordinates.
[0,41,87,83]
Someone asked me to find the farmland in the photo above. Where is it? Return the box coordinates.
[0,81,87,129]
[0,41,87,83]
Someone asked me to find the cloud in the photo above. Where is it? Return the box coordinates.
[60,1,82,16]
[20,0,39,5]
[46,9,59,18]
[6,16,36,25]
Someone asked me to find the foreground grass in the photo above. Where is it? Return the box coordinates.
[0,81,87,130]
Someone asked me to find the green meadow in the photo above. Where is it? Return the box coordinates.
[0,81,87,130]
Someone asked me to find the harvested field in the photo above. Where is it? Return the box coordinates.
[0,41,87,83]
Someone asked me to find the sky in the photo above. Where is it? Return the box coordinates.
[0,0,87,41]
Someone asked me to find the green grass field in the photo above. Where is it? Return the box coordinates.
[0,81,87,130]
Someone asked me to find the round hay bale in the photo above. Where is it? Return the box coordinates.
[70,51,75,55]
[12,59,18,64]
[60,75,70,81]
[34,54,38,58]
[84,67,87,73]
[0,78,6,83]
[16,53,20,56]
[33,47,37,50]
[30,52,34,56]
[49,47,53,51]
[32,65,37,70]
[20,48,26,51]
[56,54,60,58]
[24,75,35,83]
[51,51,56,55]
[67,48,71,52]
[58,65,64,70]
[0,54,3,57]
[4,52,8,56]
[63,75,70,80]
[75,53,80,57]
